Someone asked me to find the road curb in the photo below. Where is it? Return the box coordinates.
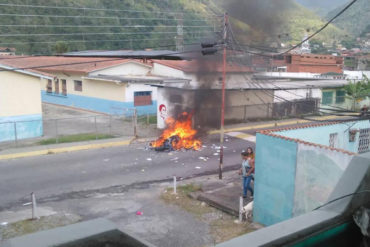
[0,138,135,161]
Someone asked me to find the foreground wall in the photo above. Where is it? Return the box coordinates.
[254,132,354,226]
[293,143,353,216]
[253,133,298,226]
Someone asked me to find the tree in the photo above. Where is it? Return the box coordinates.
[344,75,370,110]
[54,41,69,54]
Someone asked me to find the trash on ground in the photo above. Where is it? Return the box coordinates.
[146,158,152,161]
[22,202,32,206]
[1,222,8,226]
[141,169,145,172]
[136,211,143,216]
[195,166,201,169]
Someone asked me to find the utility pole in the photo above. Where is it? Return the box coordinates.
[219,13,228,180]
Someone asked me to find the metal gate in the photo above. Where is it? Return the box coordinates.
[358,128,370,153]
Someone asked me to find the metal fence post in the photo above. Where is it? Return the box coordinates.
[55,119,59,144]
[14,122,18,146]
[133,109,138,138]
[94,116,98,140]
[147,114,150,125]
[109,115,112,135]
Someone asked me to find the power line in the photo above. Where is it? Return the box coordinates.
[0,24,211,28]
[0,13,211,22]
[0,30,216,37]
[0,2,219,18]
[0,36,212,46]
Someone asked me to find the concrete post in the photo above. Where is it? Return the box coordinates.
[133,109,138,138]
[13,122,18,146]
[55,119,59,144]
[239,196,244,222]
[173,176,177,194]
[109,115,112,135]
[94,116,98,140]
[31,192,38,220]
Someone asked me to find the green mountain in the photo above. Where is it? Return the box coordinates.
[0,0,351,55]
[213,0,346,48]
[295,0,349,16]
[327,0,370,36]
[0,0,215,55]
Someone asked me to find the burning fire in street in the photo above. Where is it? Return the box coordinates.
[151,112,202,151]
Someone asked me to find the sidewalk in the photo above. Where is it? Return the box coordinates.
[0,136,135,161]
[189,171,251,217]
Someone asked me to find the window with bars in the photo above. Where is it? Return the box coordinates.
[336,90,345,104]
[134,91,152,106]
[61,79,67,95]
[322,91,333,105]
[329,133,338,148]
[46,79,52,93]
[74,80,82,92]
[54,79,59,94]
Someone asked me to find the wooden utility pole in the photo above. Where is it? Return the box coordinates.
[219,13,228,180]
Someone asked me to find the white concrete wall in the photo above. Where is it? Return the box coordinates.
[0,71,42,117]
[274,89,321,103]
[151,63,187,78]
[89,62,152,76]
[156,87,170,129]
[344,70,370,80]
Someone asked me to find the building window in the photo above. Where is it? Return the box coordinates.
[54,79,59,94]
[336,90,345,104]
[329,133,338,148]
[74,80,82,92]
[134,91,152,106]
[322,91,333,105]
[46,79,52,93]
[61,79,67,95]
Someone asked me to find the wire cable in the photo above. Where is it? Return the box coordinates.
[0,2,219,17]
[313,190,370,211]
[276,0,359,56]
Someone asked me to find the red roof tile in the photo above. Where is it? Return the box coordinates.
[257,121,356,156]
[0,56,139,74]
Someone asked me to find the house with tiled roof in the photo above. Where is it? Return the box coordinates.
[253,120,370,226]
[0,62,53,142]
[0,56,188,115]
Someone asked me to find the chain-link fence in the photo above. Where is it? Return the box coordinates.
[0,112,159,149]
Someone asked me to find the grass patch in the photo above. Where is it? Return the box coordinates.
[38,133,115,145]
[160,183,255,244]
[137,115,157,125]
[0,214,81,240]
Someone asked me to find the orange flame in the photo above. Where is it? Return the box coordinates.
[151,112,202,150]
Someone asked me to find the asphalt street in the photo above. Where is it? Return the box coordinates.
[0,134,254,211]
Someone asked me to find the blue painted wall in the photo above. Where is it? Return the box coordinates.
[274,121,370,153]
[42,91,157,116]
[0,114,42,142]
[253,133,298,226]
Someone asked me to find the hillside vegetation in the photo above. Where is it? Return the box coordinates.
[327,0,370,36]
[0,0,354,55]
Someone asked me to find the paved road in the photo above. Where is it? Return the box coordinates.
[0,134,254,210]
